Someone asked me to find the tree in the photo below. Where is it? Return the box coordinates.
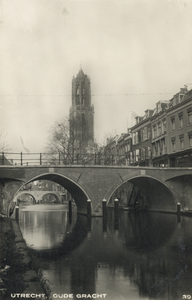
[98,131,119,165]
[0,126,11,165]
[45,119,73,165]
[45,118,99,165]
[0,126,10,152]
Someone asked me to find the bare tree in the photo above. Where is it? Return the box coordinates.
[45,118,99,165]
[45,119,73,165]
[0,126,12,165]
[99,131,119,165]
[0,127,10,152]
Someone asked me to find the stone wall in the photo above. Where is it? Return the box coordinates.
[0,181,22,215]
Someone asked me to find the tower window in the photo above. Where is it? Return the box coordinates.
[81,82,85,105]
[82,113,86,141]
[76,84,80,105]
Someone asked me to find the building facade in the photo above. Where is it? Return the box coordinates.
[103,86,192,168]
[130,87,192,167]
[131,109,153,166]
[151,101,169,167]
[69,68,94,152]
[166,88,192,167]
[117,131,132,165]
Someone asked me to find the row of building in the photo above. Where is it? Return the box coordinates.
[103,86,192,167]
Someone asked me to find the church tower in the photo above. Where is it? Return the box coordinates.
[69,68,94,151]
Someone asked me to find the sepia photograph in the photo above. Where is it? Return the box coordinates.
[0,0,192,299]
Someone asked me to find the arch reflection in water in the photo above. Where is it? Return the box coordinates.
[19,206,192,300]
[19,204,76,250]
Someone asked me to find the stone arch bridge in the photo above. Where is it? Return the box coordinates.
[15,190,61,204]
[0,165,192,216]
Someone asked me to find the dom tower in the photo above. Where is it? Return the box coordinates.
[69,68,94,152]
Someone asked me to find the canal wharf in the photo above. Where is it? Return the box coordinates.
[0,216,46,299]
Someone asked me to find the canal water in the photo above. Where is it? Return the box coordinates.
[19,204,192,300]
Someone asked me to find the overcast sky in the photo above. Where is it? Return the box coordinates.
[0,0,192,153]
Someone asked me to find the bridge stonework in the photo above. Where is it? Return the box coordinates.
[0,165,192,216]
[15,191,61,203]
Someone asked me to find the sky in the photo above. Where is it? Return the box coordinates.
[0,0,192,153]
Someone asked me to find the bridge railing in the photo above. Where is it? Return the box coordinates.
[0,151,152,166]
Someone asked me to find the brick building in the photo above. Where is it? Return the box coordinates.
[130,87,192,167]
[104,86,192,168]
[131,109,153,166]
[151,100,169,167]
[103,135,119,165]
[166,87,192,167]
[117,130,132,165]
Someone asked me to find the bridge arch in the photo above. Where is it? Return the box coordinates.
[13,191,61,204]
[41,192,60,203]
[8,191,36,217]
[106,174,177,212]
[20,172,91,215]
[16,192,36,204]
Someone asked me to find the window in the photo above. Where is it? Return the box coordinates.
[154,143,158,156]
[140,148,146,160]
[136,132,139,144]
[81,82,85,105]
[76,84,80,105]
[171,117,175,131]
[179,113,183,128]
[130,152,133,163]
[188,132,192,148]
[147,126,151,140]
[163,119,166,133]
[82,113,86,140]
[188,109,192,125]
[180,95,184,102]
[152,144,156,157]
[179,135,184,150]
[153,125,157,138]
[161,139,165,154]
[158,123,162,136]
[189,136,192,148]
[132,133,136,145]
[171,138,176,152]
[135,149,139,161]
[146,146,151,158]
[143,127,147,141]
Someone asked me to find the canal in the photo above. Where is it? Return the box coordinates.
[18,204,192,300]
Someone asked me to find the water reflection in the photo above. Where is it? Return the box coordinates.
[19,206,192,300]
[19,204,76,250]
